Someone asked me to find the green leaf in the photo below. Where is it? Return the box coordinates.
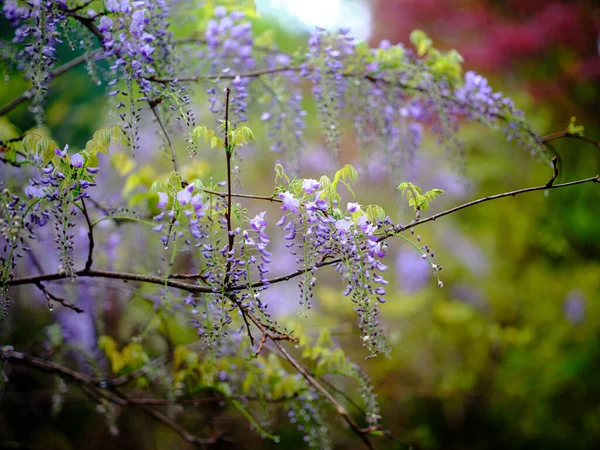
[567,116,585,136]
[410,29,433,57]
[20,133,59,166]
[274,163,290,185]
[84,125,124,156]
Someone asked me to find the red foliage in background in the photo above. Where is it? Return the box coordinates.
[371,0,599,104]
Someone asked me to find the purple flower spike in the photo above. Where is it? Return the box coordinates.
[86,167,100,174]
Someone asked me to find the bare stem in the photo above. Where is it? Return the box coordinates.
[149,99,179,175]
[0,50,101,117]
[33,282,84,313]
[80,199,95,271]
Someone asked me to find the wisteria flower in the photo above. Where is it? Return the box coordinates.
[190,194,204,213]
[177,184,194,205]
[302,179,321,194]
[156,192,168,209]
[55,144,68,158]
[335,219,351,233]
[279,191,299,213]
[347,202,360,213]
[250,211,267,232]
[24,185,44,198]
[70,153,84,168]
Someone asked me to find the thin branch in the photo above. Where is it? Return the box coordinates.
[110,388,220,446]
[542,130,600,149]
[546,156,559,188]
[80,199,95,271]
[0,134,26,146]
[67,12,104,41]
[393,175,600,233]
[148,99,179,175]
[8,176,598,297]
[0,348,217,446]
[221,88,255,346]
[33,282,84,313]
[232,174,600,292]
[0,50,101,117]
[201,188,281,203]
[5,174,599,316]
[8,268,215,293]
[234,302,373,449]
[148,66,295,84]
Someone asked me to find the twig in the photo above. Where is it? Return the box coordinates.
[545,156,559,188]
[148,66,295,84]
[8,268,215,293]
[0,50,101,117]
[0,348,217,446]
[230,174,600,292]
[80,199,95,271]
[7,176,599,297]
[0,134,26,147]
[33,282,83,313]
[148,99,179,175]
[255,334,268,355]
[110,387,220,446]
[247,311,375,449]
[393,175,600,233]
[542,130,600,148]
[201,188,281,203]
[221,88,255,346]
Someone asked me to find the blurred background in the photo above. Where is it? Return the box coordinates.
[1,1,600,449]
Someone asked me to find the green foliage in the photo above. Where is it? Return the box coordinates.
[84,125,125,157]
[98,336,150,375]
[410,30,464,85]
[192,122,255,155]
[397,181,444,211]
[567,116,585,136]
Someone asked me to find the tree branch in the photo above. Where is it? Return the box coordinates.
[0,50,101,117]
[33,282,84,313]
[7,176,598,299]
[393,175,600,233]
[247,310,375,449]
[0,348,218,446]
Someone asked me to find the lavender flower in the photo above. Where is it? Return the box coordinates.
[70,154,84,168]
[279,192,299,213]
[156,192,168,208]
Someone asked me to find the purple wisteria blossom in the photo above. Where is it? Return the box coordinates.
[177,184,194,205]
[302,179,321,194]
[156,192,168,208]
[279,192,299,213]
[70,154,84,168]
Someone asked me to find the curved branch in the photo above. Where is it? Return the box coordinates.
[7,175,598,296]
[0,348,218,446]
[7,268,215,293]
[0,50,101,117]
[392,175,600,233]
